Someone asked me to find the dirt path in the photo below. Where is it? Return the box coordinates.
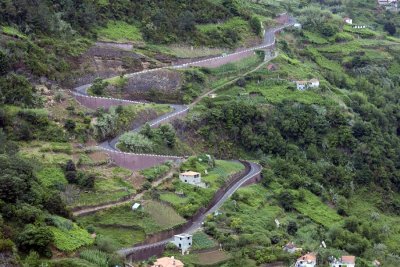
[72,168,176,217]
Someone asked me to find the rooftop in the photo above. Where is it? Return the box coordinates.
[175,233,192,238]
[152,256,184,267]
[341,255,356,264]
[180,171,200,176]
[297,253,317,263]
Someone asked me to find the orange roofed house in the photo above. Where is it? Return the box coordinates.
[331,255,356,267]
[295,253,317,267]
[152,256,184,267]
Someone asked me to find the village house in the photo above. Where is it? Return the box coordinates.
[209,93,217,98]
[343,17,353,25]
[152,256,184,267]
[294,23,302,28]
[179,171,204,187]
[283,242,302,254]
[295,79,319,90]
[331,255,356,267]
[173,233,192,254]
[131,202,141,211]
[295,253,317,267]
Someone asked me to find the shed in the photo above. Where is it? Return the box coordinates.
[132,203,141,210]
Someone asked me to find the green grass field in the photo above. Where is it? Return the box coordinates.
[78,204,160,232]
[294,190,343,228]
[143,200,185,229]
[2,25,28,39]
[36,167,68,188]
[49,216,94,252]
[202,160,244,189]
[140,162,171,182]
[94,227,145,248]
[96,21,143,42]
[192,231,216,250]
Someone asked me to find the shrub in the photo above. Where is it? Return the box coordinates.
[250,16,262,35]
[90,78,109,96]
[0,239,14,252]
[118,132,153,153]
[17,224,54,257]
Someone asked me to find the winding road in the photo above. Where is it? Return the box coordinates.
[73,16,294,259]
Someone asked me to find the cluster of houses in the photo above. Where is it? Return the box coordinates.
[378,0,398,10]
[284,242,357,267]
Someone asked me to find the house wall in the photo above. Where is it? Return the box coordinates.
[179,174,201,184]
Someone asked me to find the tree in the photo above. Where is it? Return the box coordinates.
[287,221,298,235]
[17,225,53,257]
[65,160,76,172]
[0,74,37,107]
[384,22,396,35]
[0,173,29,203]
[90,78,109,96]
[118,132,153,153]
[79,173,96,189]
[178,11,195,33]
[250,16,262,36]
[158,123,176,147]
[64,119,76,132]
[140,123,154,138]
[278,191,295,211]
[0,50,9,75]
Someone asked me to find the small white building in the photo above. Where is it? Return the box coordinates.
[331,256,356,267]
[294,23,302,28]
[343,17,353,25]
[179,171,202,186]
[295,79,319,91]
[131,203,141,211]
[173,233,192,254]
[209,93,217,98]
[295,253,317,267]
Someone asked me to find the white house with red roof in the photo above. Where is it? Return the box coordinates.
[295,253,317,267]
[331,255,356,267]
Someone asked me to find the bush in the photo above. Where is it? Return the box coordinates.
[118,132,153,153]
[250,16,262,36]
[17,224,54,257]
[0,239,14,252]
[90,78,109,96]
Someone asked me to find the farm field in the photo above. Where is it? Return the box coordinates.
[96,21,143,42]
